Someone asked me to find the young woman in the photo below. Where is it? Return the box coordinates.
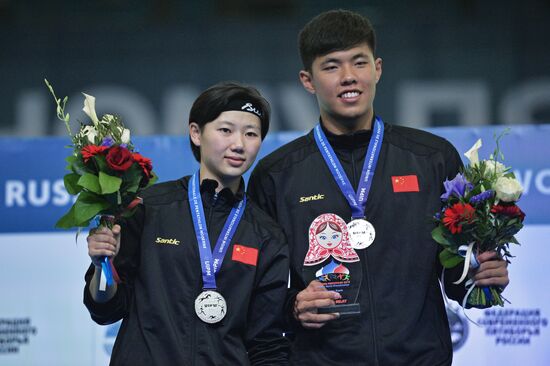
[85,82,289,365]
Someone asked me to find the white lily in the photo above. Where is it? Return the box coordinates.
[120,128,131,144]
[80,125,98,144]
[82,93,99,125]
[464,138,482,166]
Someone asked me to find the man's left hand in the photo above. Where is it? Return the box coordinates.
[472,251,509,288]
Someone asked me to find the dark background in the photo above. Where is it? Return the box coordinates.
[1,0,549,136]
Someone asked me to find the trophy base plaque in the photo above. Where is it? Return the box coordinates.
[318,303,360,316]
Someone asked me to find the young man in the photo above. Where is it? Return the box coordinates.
[85,82,289,365]
[248,10,509,365]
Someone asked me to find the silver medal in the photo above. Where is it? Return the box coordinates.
[347,219,376,249]
[195,290,227,324]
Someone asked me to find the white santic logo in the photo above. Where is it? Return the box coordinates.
[241,103,261,117]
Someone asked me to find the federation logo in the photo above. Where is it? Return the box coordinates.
[446,303,469,351]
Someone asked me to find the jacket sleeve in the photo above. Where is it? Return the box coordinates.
[248,162,301,333]
[245,225,290,365]
[83,205,144,325]
[248,162,278,219]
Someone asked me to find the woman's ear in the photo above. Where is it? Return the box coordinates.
[189,122,201,147]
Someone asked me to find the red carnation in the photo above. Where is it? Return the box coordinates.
[81,145,108,163]
[132,153,153,178]
[442,203,476,234]
[491,204,525,222]
[106,146,134,172]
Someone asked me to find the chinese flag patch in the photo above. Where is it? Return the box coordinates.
[391,175,420,192]
[232,244,258,266]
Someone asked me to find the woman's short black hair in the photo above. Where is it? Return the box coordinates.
[188,82,270,161]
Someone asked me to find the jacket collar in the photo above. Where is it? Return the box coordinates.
[198,178,245,207]
[318,116,374,150]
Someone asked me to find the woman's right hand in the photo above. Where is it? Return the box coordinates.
[87,225,121,267]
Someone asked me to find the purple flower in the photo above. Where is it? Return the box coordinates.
[101,137,114,147]
[469,190,494,204]
[440,173,473,201]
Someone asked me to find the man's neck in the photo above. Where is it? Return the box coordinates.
[320,113,373,135]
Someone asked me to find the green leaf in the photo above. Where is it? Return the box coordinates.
[121,164,143,193]
[55,205,79,229]
[65,154,77,164]
[63,173,82,195]
[71,156,87,175]
[125,179,141,193]
[99,171,122,194]
[439,248,464,268]
[431,225,451,246]
[94,154,109,172]
[73,191,111,224]
[55,203,94,229]
[77,173,101,193]
[65,155,77,171]
[146,172,158,187]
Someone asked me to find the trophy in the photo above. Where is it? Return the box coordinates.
[303,213,362,316]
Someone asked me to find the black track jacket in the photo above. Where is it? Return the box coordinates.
[248,121,467,366]
[84,177,289,365]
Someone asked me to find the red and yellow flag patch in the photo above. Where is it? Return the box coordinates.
[391,175,420,192]
[232,244,258,266]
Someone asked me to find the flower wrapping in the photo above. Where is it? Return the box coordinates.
[432,133,525,308]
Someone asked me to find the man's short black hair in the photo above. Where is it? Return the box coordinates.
[299,9,376,71]
[188,82,270,162]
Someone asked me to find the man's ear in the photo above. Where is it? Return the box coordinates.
[189,122,201,147]
[375,57,383,84]
[299,70,316,94]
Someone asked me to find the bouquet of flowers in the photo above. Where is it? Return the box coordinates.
[431,133,525,308]
[45,79,157,286]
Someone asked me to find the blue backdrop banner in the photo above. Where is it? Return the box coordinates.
[1,124,549,233]
[0,124,549,366]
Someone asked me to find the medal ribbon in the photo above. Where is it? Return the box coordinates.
[314,117,384,219]
[189,171,246,290]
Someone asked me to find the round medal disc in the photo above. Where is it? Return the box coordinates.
[195,290,227,324]
[347,219,376,250]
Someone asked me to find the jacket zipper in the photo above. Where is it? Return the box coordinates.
[351,147,380,366]
[363,249,380,366]
[208,192,219,235]
[191,313,197,366]
[203,191,220,248]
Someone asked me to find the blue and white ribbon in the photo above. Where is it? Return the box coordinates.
[313,117,384,219]
[188,171,246,290]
